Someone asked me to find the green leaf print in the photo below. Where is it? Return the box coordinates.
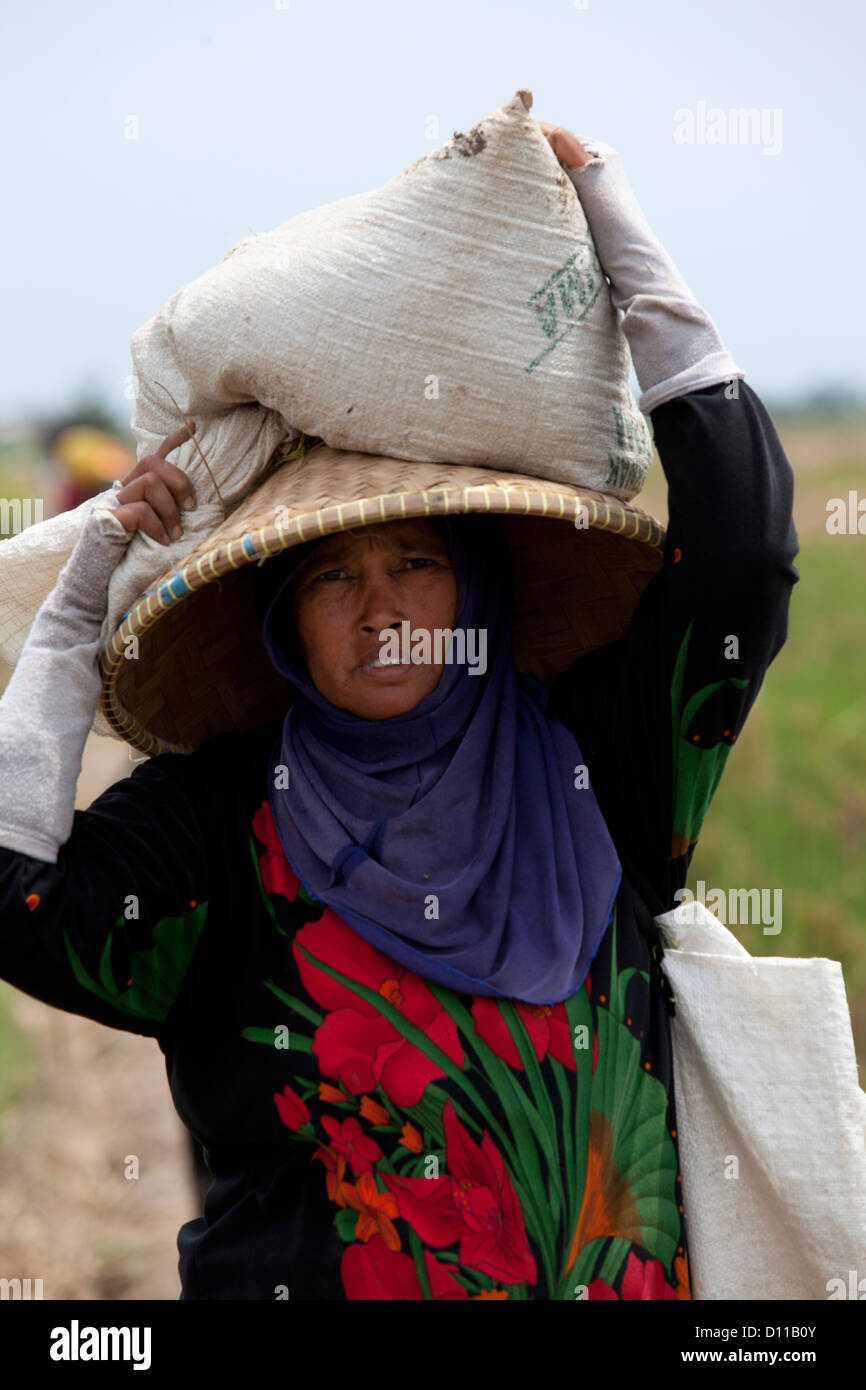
[559,1006,680,1293]
[62,902,208,1024]
[670,620,751,856]
[335,1208,359,1243]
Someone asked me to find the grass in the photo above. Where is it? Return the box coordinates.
[684,535,866,1060]
[0,448,45,506]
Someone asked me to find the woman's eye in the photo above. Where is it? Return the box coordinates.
[313,557,435,582]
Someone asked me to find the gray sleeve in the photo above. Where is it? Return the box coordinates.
[562,136,745,415]
[0,483,134,862]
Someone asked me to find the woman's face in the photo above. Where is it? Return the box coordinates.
[288,518,458,719]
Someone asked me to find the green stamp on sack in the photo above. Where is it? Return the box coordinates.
[604,454,648,493]
[604,405,654,492]
[525,241,604,373]
[612,404,653,459]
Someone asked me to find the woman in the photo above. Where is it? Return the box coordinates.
[0,125,799,1299]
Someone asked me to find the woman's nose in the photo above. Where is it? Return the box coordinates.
[357,571,405,630]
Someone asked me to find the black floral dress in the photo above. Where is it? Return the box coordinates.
[0,382,798,1299]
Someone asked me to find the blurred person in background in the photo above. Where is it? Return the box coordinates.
[39,416,134,515]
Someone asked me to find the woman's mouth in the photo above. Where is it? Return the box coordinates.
[357,656,414,677]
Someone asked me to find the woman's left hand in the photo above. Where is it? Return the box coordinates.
[536,122,592,170]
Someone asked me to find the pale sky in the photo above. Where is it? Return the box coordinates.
[1,0,862,426]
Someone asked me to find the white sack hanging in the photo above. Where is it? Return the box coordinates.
[655,899,866,1300]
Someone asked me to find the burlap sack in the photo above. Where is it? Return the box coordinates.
[0,87,652,740]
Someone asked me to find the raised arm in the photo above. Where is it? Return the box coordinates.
[0,426,212,1038]
[543,132,800,909]
[0,422,197,861]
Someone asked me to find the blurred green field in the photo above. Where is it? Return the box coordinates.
[1,414,865,1089]
[635,411,866,1072]
[683,536,866,1064]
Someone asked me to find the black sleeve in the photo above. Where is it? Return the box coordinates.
[548,381,800,910]
[0,732,239,1040]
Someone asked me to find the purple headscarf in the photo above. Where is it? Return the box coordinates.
[257,514,621,1004]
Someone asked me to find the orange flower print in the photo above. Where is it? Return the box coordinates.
[342,1171,401,1251]
[312,1146,351,1207]
[318,1082,347,1104]
[359,1095,391,1126]
[398,1122,424,1154]
[674,1250,691,1299]
[564,1111,642,1276]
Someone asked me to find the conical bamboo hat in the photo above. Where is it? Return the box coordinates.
[99,435,665,756]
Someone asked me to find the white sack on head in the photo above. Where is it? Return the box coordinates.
[130,87,650,499]
[0,86,652,741]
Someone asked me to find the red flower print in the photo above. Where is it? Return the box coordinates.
[342,1171,401,1250]
[621,1252,678,1300]
[587,1253,678,1300]
[293,911,464,1107]
[252,801,300,902]
[320,1115,383,1177]
[382,1100,536,1287]
[585,1278,619,1299]
[471,997,576,1072]
[341,1234,469,1300]
[273,1083,310,1132]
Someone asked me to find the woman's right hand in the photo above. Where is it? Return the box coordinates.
[536,122,593,170]
[112,422,198,546]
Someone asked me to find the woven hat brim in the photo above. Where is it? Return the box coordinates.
[100,442,665,756]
